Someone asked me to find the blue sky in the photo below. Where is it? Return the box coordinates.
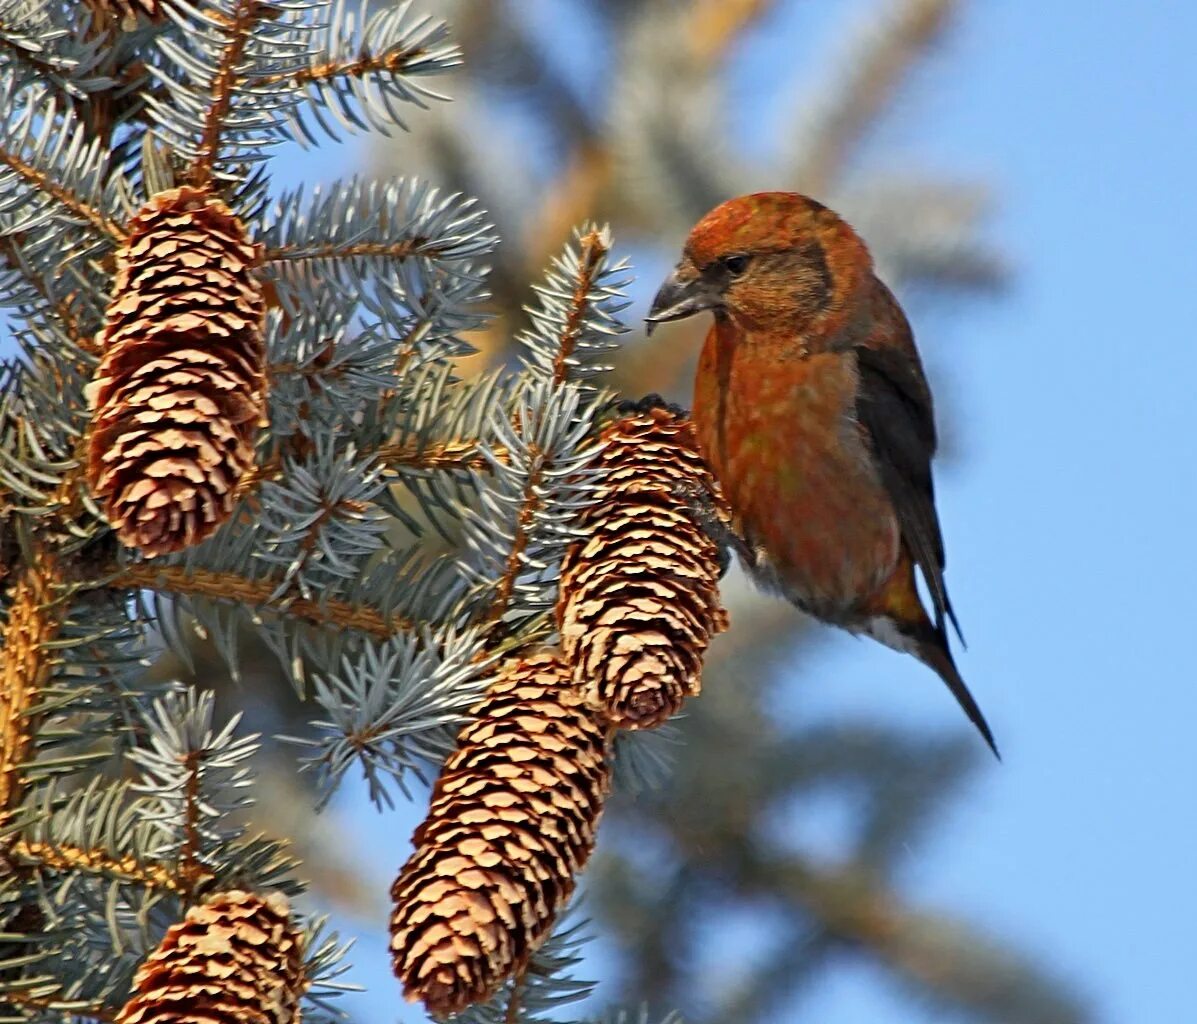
[256,3,1197,1020]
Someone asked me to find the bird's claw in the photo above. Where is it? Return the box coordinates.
[670,478,745,579]
[618,392,690,419]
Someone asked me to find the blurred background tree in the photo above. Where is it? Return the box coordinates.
[159,1,1093,1021]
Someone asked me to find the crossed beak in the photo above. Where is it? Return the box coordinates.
[645,267,720,337]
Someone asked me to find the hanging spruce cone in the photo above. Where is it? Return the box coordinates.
[557,405,730,729]
[115,890,306,1024]
[86,186,265,557]
[390,651,610,1016]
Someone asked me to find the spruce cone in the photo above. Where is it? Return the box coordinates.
[86,187,265,557]
[557,406,730,729]
[116,890,306,1024]
[390,651,610,1016]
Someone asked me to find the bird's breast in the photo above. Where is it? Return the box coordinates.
[692,328,900,618]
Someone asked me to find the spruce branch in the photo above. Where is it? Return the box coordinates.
[0,549,66,833]
[0,235,88,349]
[461,226,630,635]
[176,748,202,894]
[481,441,544,630]
[547,228,608,386]
[104,563,414,639]
[518,223,630,385]
[458,380,598,634]
[6,776,209,898]
[0,988,118,1023]
[376,437,507,474]
[253,46,428,90]
[127,690,260,892]
[10,838,190,895]
[260,176,492,290]
[265,0,461,145]
[265,236,460,265]
[190,0,269,189]
[0,66,125,245]
[0,141,124,241]
[253,440,391,602]
[0,25,63,94]
[0,2,638,1019]
[293,624,489,809]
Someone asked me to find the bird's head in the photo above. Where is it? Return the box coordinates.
[646,192,872,341]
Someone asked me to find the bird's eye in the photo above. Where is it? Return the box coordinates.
[721,254,751,277]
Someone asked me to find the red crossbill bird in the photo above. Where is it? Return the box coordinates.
[646,192,997,756]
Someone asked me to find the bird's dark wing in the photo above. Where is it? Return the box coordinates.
[853,340,963,643]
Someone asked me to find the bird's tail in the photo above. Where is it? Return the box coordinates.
[863,557,998,759]
[914,630,1000,760]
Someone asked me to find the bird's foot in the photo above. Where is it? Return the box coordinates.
[670,477,748,579]
[618,392,690,419]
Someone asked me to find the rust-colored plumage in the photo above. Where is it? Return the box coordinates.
[647,192,996,755]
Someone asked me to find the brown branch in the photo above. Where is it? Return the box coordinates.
[191,0,263,188]
[235,440,507,501]
[687,0,776,62]
[0,236,95,353]
[250,45,430,89]
[479,226,618,628]
[176,750,203,897]
[0,552,66,833]
[768,854,1085,1017]
[234,454,283,497]
[0,148,124,241]
[106,563,409,639]
[523,2,771,270]
[481,445,544,630]
[551,228,609,386]
[262,238,451,266]
[504,973,524,1024]
[0,988,117,1023]
[375,439,508,474]
[11,838,193,894]
[793,0,955,195]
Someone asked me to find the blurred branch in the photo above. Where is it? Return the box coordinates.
[523,0,775,272]
[105,564,410,639]
[774,855,1090,1024]
[788,0,957,194]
